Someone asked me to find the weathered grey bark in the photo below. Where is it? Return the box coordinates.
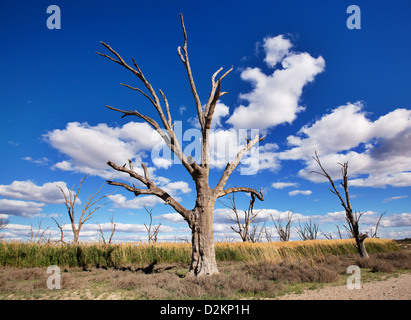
[189,187,218,276]
[98,14,264,276]
[312,152,369,258]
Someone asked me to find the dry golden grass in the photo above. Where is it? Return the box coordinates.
[0,238,398,268]
[1,249,410,300]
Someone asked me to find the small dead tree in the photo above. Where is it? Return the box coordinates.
[336,224,343,239]
[98,14,264,276]
[370,211,387,238]
[220,193,262,242]
[144,206,161,244]
[264,225,273,242]
[271,211,293,242]
[295,218,319,241]
[320,230,334,240]
[97,216,117,245]
[57,175,108,245]
[312,152,369,258]
[248,222,266,243]
[29,220,49,243]
[51,218,67,244]
[0,218,9,241]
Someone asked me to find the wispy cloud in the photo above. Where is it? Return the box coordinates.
[22,156,51,166]
[288,189,312,196]
[272,181,298,189]
[383,195,409,203]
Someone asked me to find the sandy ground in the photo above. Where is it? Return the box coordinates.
[279,273,411,300]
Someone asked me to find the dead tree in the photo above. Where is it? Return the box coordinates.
[295,218,319,241]
[0,218,8,241]
[271,211,293,242]
[336,224,343,239]
[51,218,67,244]
[248,222,266,243]
[98,14,264,276]
[97,216,116,245]
[320,230,333,240]
[144,206,161,244]
[312,152,369,258]
[57,175,108,245]
[370,211,386,238]
[29,220,49,243]
[220,193,262,242]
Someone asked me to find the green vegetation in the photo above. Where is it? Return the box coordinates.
[0,238,398,268]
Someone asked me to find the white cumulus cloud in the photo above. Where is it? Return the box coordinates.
[288,189,312,196]
[0,180,69,204]
[227,35,325,131]
[279,103,411,187]
[44,121,163,178]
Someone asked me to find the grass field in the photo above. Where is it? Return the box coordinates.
[0,238,399,268]
[0,239,409,300]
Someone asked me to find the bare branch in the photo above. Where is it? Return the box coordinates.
[311,151,349,212]
[371,211,386,238]
[107,160,192,223]
[120,83,156,107]
[51,218,66,244]
[98,216,116,245]
[217,186,264,201]
[204,66,233,121]
[177,13,204,129]
[159,89,172,127]
[108,217,116,244]
[214,134,265,196]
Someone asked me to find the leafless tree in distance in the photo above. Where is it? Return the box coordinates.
[312,151,369,258]
[248,222,266,243]
[220,193,262,242]
[320,229,333,240]
[29,220,49,243]
[51,218,67,244]
[0,218,9,241]
[271,211,293,242]
[336,224,344,239]
[98,14,264,276]
[57,175,109,245]
[97,216,117,245]
[370,211,387,238]
[295,218,319,241]
[144,206,161,245]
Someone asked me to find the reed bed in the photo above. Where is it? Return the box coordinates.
[0,238,398,268]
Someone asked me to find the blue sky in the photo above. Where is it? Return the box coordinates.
[1,0,410,242]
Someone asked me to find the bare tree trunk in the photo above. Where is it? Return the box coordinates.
[73,229,80,245]
[346,210,369,258]
[189,204,218,276]
[312,152,369,258]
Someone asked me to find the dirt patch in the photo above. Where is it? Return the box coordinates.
[278,273,411,300]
